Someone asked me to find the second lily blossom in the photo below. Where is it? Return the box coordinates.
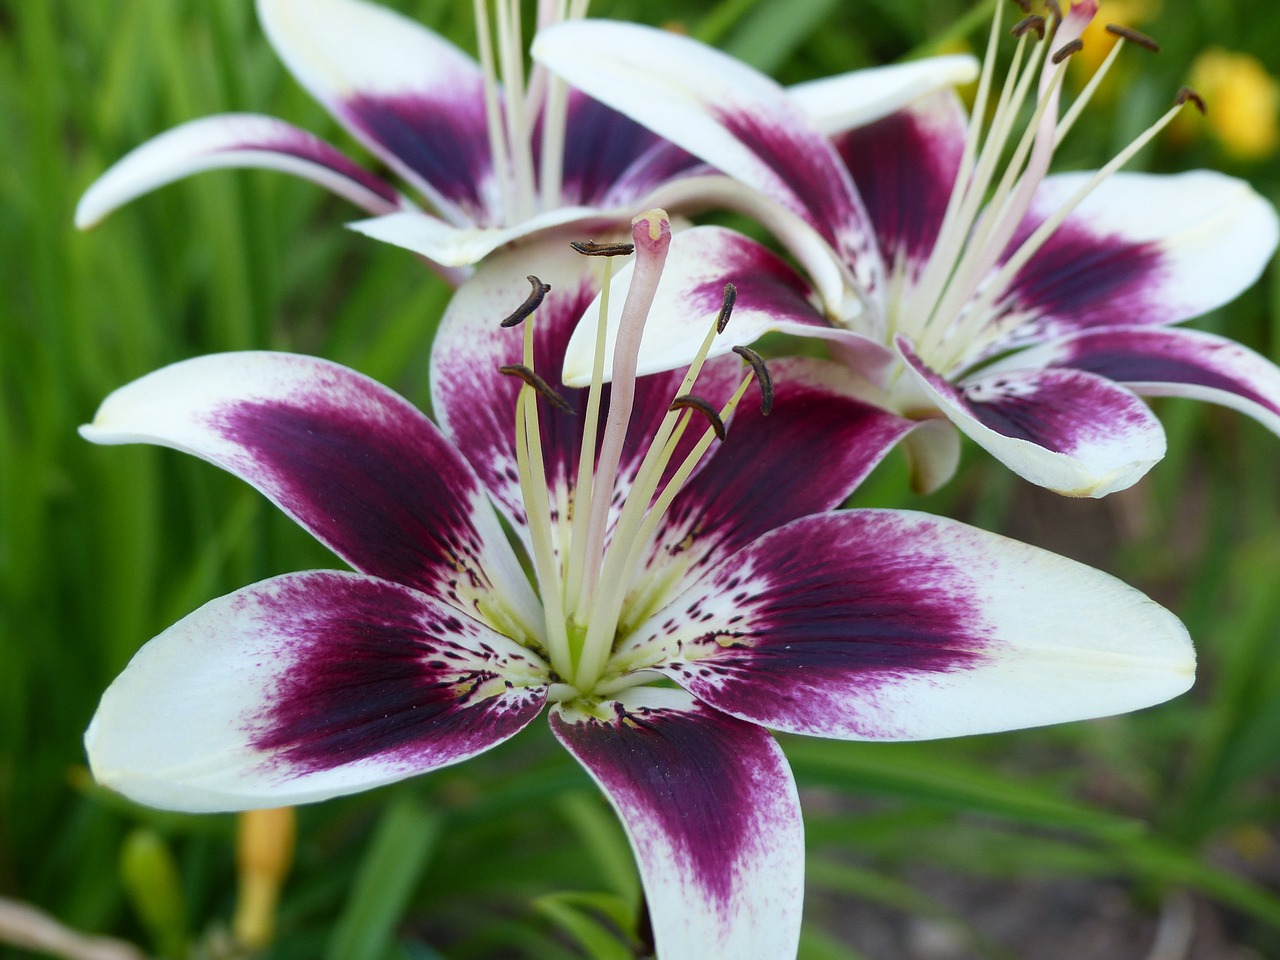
[539,1,1280,496]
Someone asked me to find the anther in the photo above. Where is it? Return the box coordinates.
[669,395,726,441]
[716,283,737,334]
[1010,0,1031,11]
[500,275,551,328]
[732,345,774,416]
[1044,0,1063,20]
[498,364,575,413]
[1176,85,1208,114]
[570,239,636,257]
[1011,14,1045,39]
[1051,39,1083,64]
[1105,24,1160,52]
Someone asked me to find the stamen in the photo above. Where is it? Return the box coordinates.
[501,275,552,327]
[571,239,636,256]
[1177,85,1208,114]
[1044,0,1063,21]
[1011,14,1046,39]
[716,282,737,333]
[1106,24,1160,52]
[473,0,516,218]
[669,395,727,441]
[1051,38,1083,64]
[732,345,774,415]
[499,364,575,413]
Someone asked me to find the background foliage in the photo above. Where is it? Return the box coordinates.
[2,0,1280,957]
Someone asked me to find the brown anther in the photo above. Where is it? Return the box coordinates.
[500,275,551,328]
[1044,0,1063,20]
[669,394,726,441]
[570,239,636,257]
[1105,23,1160,52]
[1051,38,1083,64]
[1176,85,1207,114]
[1011,14,1045,38]
[716,283,737,334]
[1010,0,1031,11]
[732,345,774,416]
[498,364,575,413]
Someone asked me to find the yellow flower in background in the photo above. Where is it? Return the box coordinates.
[1187,48,1280,160]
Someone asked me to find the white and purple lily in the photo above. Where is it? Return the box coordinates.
[83,214,1193,958]
[75,0,981,282]
[538,3,1280,496]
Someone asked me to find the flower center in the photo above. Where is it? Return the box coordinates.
[884,0,1203,379]
[501,210,765,698]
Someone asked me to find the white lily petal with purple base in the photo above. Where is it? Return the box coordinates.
[74,114,405,229]
[87,571,549,812]
[532,19,879,289]
[258,0,495,224]
[898,336,1166,497]
[997,171,1280,346]
[79,352,541,628]
[629,511,1193,740]
[1006,325,1280,436]
[551,688,803,960]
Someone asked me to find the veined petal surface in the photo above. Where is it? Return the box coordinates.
[628,511,1193,740]
[898,337,1166,497]
[550,688,802,960]
[80,352,540,630]
[533,20,879,290]
[562,226,854,388]
[258,0,495,224]
[75,114,404,229]
[1010,325,1280,436]
[994,171,1280,348]
[789,54,979,135]
[87,572,549,812]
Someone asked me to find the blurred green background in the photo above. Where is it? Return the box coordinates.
[3,0,1280,957]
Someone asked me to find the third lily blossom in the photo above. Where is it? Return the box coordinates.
[535,0,1280,497]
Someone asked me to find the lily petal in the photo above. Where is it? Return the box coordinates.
[562,225,859,389]
[87,571,549,812]
[995,171,1280,347]
[898,337,1166,497]
[629,359,914,614]
[550,688,802,960]
[1009,325,1280,436]
[430,238,740,542]
[258,0,495,224]
[832,91,967,282]
[789,54,980,135]
[550,90,673,207]
[631,511,1193,740]
[75,113,405,229]
[79,352,540,628]
[533,20,879,291]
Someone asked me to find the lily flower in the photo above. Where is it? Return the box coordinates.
[538,3,1280,496]
[74,0,978,282]
[82,213,1193,959]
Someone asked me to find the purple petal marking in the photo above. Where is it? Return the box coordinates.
[75,113,402,229]
[544,90,669,207]
[631,510,1193,739]
[550,689,802,959]
[85,570,547,811]
[431,240,739,538]
[636,512,986,738]
[249,574,546,774]
[832,92,965,274]
[1034,325,1280,431]
[342,92,494,221]
[601,141,705,209]
[640,359,915,594]
[995,215,1165,345]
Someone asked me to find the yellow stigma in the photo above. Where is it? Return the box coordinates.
[633,208,667,241]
